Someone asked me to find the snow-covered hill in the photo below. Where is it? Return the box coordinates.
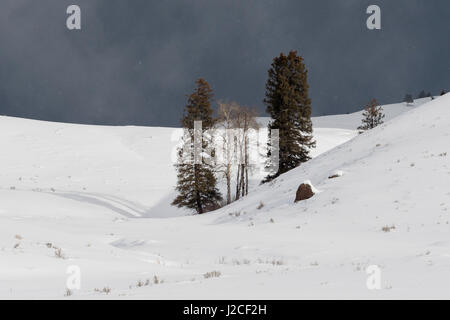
[1,95,448,299]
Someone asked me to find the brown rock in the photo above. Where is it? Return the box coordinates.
[295,183,314,202]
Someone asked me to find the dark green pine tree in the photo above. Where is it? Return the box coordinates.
[172,78,222,214]
[263,50,315,182]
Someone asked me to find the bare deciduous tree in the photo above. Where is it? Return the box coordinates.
[232,106,259,200]
[217,101,239,204]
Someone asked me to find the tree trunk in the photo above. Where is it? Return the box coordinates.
[244,136,249,196]
[196,191,203,214]
[245,166,248,196]
[240,163,245,198]
[235,164,241,201]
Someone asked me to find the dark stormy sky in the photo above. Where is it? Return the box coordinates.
[0,0,449,127]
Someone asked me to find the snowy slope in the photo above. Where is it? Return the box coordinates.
[0,117,187,218]
[0,108,360,219]
[311,97,432,129]
[259,97,433,158]
[257,97,432,130]
[208,94,450,298]
[1,95,449,299]
[0,103,357,299]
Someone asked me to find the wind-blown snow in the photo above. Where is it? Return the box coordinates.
[1,95,448,299]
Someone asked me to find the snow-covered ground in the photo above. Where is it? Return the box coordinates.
[1,96,448,299]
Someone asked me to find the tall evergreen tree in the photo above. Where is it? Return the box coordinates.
[263,50,315,182]
[172,79,222,214]
[357,98,385,133]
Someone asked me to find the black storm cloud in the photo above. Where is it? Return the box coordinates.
[0,0,448,126]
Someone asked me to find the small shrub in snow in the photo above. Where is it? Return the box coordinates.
[257,201,264,210]
[256,258,284,266]
[13,243,20,249]
[232,258,251,265]
[95,287,111,294]
[135,279,151,288]
[269,218,274,223]
[153,275,160,284]
[65,288,73,297]
[218,256,226,264]
[271,259,284,266]
[382,225,396,232]
[203,271,221,279]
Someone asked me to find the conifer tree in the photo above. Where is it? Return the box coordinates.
[418,90,427,99]
[172,79,222,214]
[404,94,414,105]
[263,50,315,182]
[357,98,385,133]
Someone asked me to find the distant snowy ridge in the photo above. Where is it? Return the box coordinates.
[257,97,433,130]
